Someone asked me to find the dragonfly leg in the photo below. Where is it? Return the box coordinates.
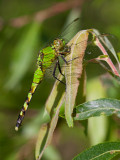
[60,54,68,65]
[53,59,65,85]
[60,53,78,64]
[67,57,79,63]
[57,58,64,77]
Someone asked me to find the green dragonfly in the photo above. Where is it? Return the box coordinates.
[15,18,82,131]
[15,37,71,131]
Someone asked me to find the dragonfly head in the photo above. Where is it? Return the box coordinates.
[53,38,66,51]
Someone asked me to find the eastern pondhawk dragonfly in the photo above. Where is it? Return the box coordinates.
[15,19,81,131]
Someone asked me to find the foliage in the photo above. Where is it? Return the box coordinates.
[73,142,120,160]
[0,0,120,160]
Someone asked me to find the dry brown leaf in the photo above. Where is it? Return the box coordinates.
[65,30,89,127]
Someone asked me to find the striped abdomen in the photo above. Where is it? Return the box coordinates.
[15,67,44,131]
[15,46,56,131]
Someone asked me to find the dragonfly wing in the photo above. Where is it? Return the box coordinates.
[60,18,81,43]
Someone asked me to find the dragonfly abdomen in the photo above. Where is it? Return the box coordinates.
[15,67,44,131]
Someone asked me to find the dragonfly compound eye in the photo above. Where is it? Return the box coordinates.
[53,39,64,50]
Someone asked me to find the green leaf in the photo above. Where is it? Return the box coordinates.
[35,124,48,160]
[73,142,120,160]
[74,98,120,120]
[98,55,109,59]
[5,22,41,90]
[36,93,65,160]
[44,72,64,117]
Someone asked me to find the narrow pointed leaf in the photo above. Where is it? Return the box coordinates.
[37,93,65,160]
[44,72,64,117]
[73,142,120,160]
[5,22,41,89]
[35,124,48,160]
[75,98,120,120]
[65,30,89,127]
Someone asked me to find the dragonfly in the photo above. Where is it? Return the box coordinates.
[15,37,73,131]
[15,18,83,131]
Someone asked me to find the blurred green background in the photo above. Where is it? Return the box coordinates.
[0,0,120,160]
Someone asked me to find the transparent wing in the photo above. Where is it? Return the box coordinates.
[59,18,81,43]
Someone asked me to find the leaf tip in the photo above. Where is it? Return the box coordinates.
[66,116,74,127]
[110,150,116,154]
